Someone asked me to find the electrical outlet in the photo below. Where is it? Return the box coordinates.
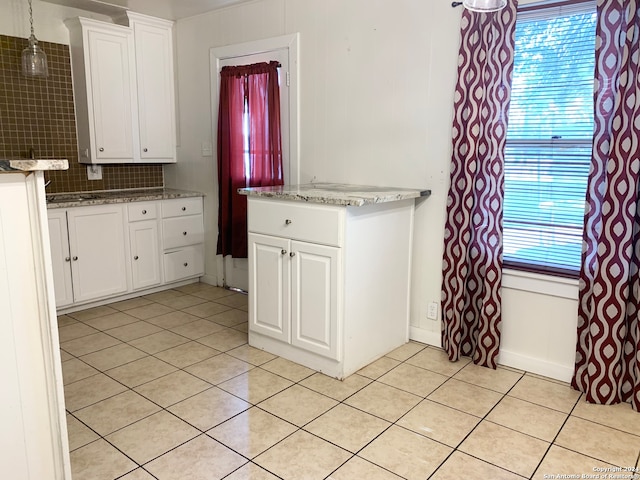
[87,164,102,180]
[427,302,438,320]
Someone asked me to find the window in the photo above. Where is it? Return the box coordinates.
[503,0,597,277]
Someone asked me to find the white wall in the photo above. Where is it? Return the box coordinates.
[169,0,580,382]
[0,0,111,44]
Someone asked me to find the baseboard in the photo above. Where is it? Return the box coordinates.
[409,326,574,383]
[199,274,221,287]
[409,326,441,348]
[498,349,574,383]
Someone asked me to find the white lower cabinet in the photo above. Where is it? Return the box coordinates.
[48,195,204,311]
[129,220,161,290]
[247,197,415,379]
[48,204,128,306]
[250,234,339,360]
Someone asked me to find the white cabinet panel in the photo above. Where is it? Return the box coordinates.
[47,210,74,308]
[163,244,204,282]
[67,205,128,303]
[248,233,290,343]
[87,28,135,161]
[130,220,161,290]
[290,241,339,360]
[132,14,176,161]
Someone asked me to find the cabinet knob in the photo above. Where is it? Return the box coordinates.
[289,252,296,257]
[183,231,188,236]
[99,147,104,152]
[72,256,78,261]
[285,219,292,225]
[142,210,147,215]
[183,262,188,267]
[134,255,139,260]
[65,257,71,262]
[281,249,287,255]
[182,207,186,211]
[143,148,148,152]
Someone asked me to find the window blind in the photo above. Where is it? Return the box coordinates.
[503,0,596,277]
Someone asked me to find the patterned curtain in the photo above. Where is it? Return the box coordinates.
[572,0,640,411]
[441,1,518,369]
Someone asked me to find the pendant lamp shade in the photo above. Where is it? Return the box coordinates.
[463,0,508,12]
[21,0,48,78]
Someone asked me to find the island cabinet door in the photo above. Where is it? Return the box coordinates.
[290,240,340,361]
[248,233,290,343]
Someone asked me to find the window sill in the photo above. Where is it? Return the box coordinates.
[502,268,579,300]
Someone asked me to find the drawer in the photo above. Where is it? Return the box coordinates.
[248,198,344,246]
[162,197,203,218]
[163,215,204,249]
[163,245,204,282]
[128,201,158,222]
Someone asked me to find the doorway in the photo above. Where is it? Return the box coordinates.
[210,34,299,291]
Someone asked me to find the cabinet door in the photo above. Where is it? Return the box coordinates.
[87,28,135,161]
[47,210,74,308]
[129,220,161,290]
[67,205,128,303]
[248,233,290,343]
[132,19,176,161]
[290,241,340,360]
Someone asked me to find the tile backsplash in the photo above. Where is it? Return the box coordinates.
[0,34,163,193]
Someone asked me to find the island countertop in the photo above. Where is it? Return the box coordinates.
[238,183,431,207]
[0,159,69,172]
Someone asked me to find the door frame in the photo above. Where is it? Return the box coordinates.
[210,33,300,288]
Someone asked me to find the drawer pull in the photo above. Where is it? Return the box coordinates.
[72,256,78,261]
[183,231,188,236]
[142,210,147,215]
[134,255,139,260]
[143,148,148,152]
[183,262,188,267]
[281,249,287,255]
[65,257,71,262]
[182,207,186,211]
[99,147,104,152]
[285,219,292,225]
[289,252,296,257]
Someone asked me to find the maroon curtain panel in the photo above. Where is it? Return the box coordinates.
[217,61,283,258]
[573,0,640,411]
[441,1,518,369]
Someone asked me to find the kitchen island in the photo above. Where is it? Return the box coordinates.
[0,159,70,479]
[239,183,430,379]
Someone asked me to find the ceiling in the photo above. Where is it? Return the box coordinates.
[42,0,256,20]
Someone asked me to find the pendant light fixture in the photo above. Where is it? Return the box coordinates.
[451,0,508,12]
[21,0,48,78]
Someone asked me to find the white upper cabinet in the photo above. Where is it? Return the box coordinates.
[66,13,176,164]
[129,13,176,161]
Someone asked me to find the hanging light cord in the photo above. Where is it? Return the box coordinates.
[28,0,35,38]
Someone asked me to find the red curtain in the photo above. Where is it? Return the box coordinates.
[217,61,283,258]
[573,0,640,411]
[441,1,518,369]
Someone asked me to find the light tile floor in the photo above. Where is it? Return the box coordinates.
[59,283,640,480]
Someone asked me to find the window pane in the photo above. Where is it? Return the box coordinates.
[503,2,596,276]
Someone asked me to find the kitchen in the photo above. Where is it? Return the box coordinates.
[1,0,636,478]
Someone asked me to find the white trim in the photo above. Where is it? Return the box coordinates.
[409,326,441,348]
[498,348,574,383]
[502,268,579,300]
[209,33,300,186]
[409,325,575,382]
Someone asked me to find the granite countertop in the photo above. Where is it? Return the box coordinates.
[238,183,431,207]
[46,188,204,209]
[0,159,69,172]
